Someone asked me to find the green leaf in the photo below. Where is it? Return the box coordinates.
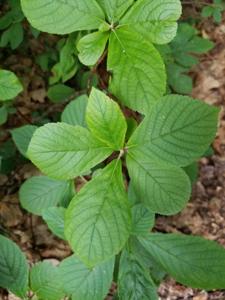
[61,95,88,127]
[128,181,139,206]
[108,27,166,114]
[169,23,214,69]
[0,22,24,50]
[47,84,74,103]
[126,117,138,141]
[42,207,66,240]
[78,31,109,66]
[27,123,113,180]
[139,233,225,290]
[11,125,38,157]
[0,235,29,297]
[201,6,214,18]
[96,0,134,22]
[30,261,65,300]
[127,150,191,215]
[19,176,73,215]
[65,160,131,266]
[213,7,222,23]
[128,237,166,285]
[118,249,158,300]
[183,162,199,185]
[0,13,13,30]
[86,88,127,150]
[0,105,8,125]
[128,95,219,166]
[50,33,79,84]
[21,0,105,34]
[0,70,23,101]
[183,36,214,54]
[167,64,193,94]
[132,204,155,236]
[121,0,182,44]
[59,255,114,300]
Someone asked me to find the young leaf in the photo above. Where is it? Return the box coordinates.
[121,0,182,44]
[61,95,88,127]
[96,0,134,22]
[19,176,73,215]
[21,0,105,34]
[78,31,109,66]
[118,249,158,300]
[42,207,66,240]
[0,70,23,101]
[108,27,166,114]
[139,233,225,290]
[30,261,65,300]
[0,235,29,298]
[127,150,191,215]
[86,88,127,150]
[27,123,113,180]
[65,160,131,266]
[132,204,155,236]
[128,95,219,166]
[59,255,114,300]
[11,125,38,157]
[47,84,74,103]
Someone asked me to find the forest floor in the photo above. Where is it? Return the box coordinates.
[0,8,225,300]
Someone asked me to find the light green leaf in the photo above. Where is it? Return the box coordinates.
[21,0,105,34]
[118,249,158,300]
[78,31,109,66]
[128,181,139,206]
[19,176,73,215]
[127,150,191,215]
[61,95,88,127]
[108,27,166,114]
[86,88,127,150]
[139,233,225,290]
[30,261,65,300]
[132,204,155,236]
[65,160,131,266]
[42,207,66,240]
[0,70,23,101]
[11,125,38,157]
[59,255,114,300]
[47,84,74,103]
[0,235,29,298]
[27,123,113,180]
[128,95,219,166]
[96,0,134,22]
[121,0,182,44]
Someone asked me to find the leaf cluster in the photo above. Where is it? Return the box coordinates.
[157,22,214,94]
[201,0,225,24]
[0,1,224,299]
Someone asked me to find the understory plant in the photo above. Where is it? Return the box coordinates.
[0,1,225,299]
